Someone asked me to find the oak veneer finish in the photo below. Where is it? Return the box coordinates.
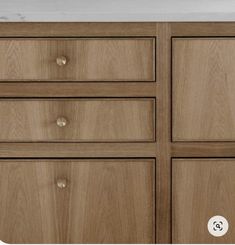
[0,159,155,244]
[0,98,155,142]
[173,38,235,141]
[0,23,235,244]
[0,143,157,158]
[155,23,172,243]
[0,38,155,82]
[172,159,235,243]
[171,142,235,157]
[0,82,157,97]
[171,23,235,36]
[0,23,157,37]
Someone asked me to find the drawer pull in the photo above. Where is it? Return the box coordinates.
[56,117,67,127]
[56,179,67,189]
[56,56,67,66]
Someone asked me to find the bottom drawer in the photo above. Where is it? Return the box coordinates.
[172,159,235,243]
[0,159,155,244]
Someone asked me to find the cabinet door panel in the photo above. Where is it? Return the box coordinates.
[173,38,235,141]
[0,159,155,244]
[172,159,235,243]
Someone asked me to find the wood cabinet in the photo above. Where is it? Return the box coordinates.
[172,159,235,243]
[0,159,155,244]
[0,22,235,244]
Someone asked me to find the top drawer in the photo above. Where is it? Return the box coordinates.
[0,38,155,82]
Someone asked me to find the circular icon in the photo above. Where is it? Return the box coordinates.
[207,215,229,237]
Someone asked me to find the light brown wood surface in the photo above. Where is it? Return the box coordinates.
[0,159,155,244]
[0,82,156,97]
[2,22,235,38]
[171,22,235,36]
[0,38,155,82]
[0,22,235,38]
[173,38,235,141]
[172,159,235,243]
[0,23,156,37]
[0,142,156,158]
[171,142,235,157]
[0,23,235,244]
[0,98,155,142]
[155,23,172,243]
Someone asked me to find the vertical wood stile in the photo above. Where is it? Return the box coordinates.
[155,23,172,243]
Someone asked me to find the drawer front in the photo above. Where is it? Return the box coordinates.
[0,38,155,82]
[0,159,155,243]
[172,38,235,141]
[173,159,235,243]
[0,98,155,142]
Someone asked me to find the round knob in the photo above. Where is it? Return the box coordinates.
[56,117,67,127]
[57,179,67,189]
[56,56,67,66]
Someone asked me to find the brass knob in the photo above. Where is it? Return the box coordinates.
[56,117,67,127]
[57,179,67,189]
[56,56,67,66]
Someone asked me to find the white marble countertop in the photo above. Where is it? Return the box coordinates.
[1,0,235,22]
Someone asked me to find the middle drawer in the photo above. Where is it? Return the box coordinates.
[0,98,155,142]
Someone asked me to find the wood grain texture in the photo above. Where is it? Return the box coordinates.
[2,23,235,38]
[0,83,156,97]
[0,159,155,244]
[173,38,235,141]
[0,142,157,158]
[171,22,235,36]
[0,38,155,82]
[0,98,155,142]
[0,23,156,37]
[171,142,235,157]
[172,159,235,243]
[1,23,235,244]
[155,23,172,243]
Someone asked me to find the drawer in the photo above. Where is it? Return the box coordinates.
[0,98,155,142]
[172,159,235,243]
[172,38,235,141]
[0,159,155,243]
[0,38,155,82]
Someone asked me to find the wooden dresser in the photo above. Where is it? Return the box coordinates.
[0,22,235,244]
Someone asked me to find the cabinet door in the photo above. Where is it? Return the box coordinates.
[172,159,235,243]
[0,159,155,244]
[173,38,235,141]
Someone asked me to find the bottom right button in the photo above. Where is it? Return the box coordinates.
[207,215,229,237]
